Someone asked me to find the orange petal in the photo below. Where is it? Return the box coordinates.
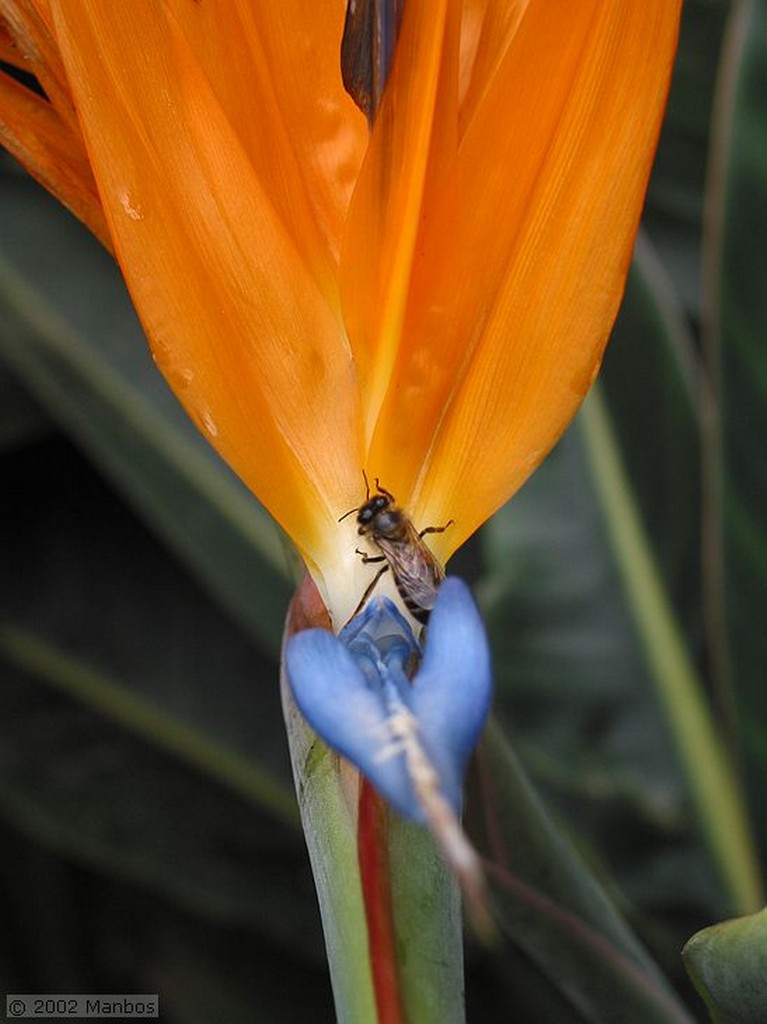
[0,21,19,65]
[0,71,110,246]
[340,0,458,444]
[241,1,368,267]
[49,0,362,576]
[163,0,367,286]
[370,0,680,556]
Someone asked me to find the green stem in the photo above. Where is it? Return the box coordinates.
[579,386,763,914]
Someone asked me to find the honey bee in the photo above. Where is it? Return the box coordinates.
[340,475,453,625]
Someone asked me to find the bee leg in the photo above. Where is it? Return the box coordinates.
[419,518,454,537]
[350,564,390,620]
[355,547,386,565]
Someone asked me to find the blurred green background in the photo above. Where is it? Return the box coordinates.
[1,1,765,1021]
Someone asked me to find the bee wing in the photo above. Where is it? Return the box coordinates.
[399,571,441,612]
[377,529,444,611]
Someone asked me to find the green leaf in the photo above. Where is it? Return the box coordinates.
[1,438,295,805]
[704,0,767,863]
[683,907,767,1024]
[469,723,695,1024]
[604,234,702,627]
[1,820,334,1023]
[0,651,317,951]
[480,409,711,924]
[580,387,762,916]
[0,178,291,656]
[0,362,47,450]
[132,906,334,1023]
[0,441,315,953]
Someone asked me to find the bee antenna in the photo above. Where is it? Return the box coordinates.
[338,469,371,521]
[374,478,395,501]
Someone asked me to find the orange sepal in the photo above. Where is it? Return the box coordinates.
[368,0,681,556]
[340,0,457,443]
[49,0,363,581]
[162,0,366,300]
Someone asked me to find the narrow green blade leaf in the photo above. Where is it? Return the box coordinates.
[580,387,762,915]
[470,723,694,1024]
[0,362,47,450]
[704,0,767,863]
[0,442,316,954]
[0,635,317,951]
[1,439,294,806]
[481,395,710,924]
[604,234,701,620]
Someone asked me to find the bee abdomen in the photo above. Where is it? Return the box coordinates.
[396,584,433,625]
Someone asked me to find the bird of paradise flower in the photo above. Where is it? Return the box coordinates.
[0,0,680,624]
[0,1,684,1020]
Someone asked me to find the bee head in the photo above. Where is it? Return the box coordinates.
[357,493,390,528]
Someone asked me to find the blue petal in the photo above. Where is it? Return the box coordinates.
[410,578,493,809]
[285,615,423,821]
[339,597,419,697]
[339,595,415,648]
[285,583,492,823]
